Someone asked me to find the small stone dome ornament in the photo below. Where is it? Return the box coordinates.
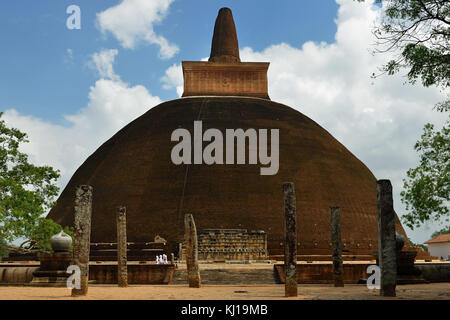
[50,230,72,252]
[395,231,405,251]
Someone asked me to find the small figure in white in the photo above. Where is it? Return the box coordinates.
[156,255,160,264]
[163,254,168,264]
[159,255,164,264]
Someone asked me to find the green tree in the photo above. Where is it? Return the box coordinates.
[356,0,450,228]
[400,121,449,229]
[0,238,8,258]
[0,112,63,249]
[408,237,428,251]
[357,0,450,90]
[431,225,450,238]
[31,218,73,252]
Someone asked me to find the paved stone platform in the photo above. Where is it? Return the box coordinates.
[2,261,449,285]
[0,283,449,300]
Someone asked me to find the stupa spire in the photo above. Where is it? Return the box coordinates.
[182,8,270,99]
[209,8,241,63]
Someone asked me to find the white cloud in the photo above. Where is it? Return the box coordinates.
[64,48,74,64]
[161,57,208,96]
[3,49,161,191]
[161,63,183,97]
[97,0,179,59]
[161,0,448,243]
[89,49,120,80]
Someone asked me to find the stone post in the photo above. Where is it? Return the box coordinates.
[72,185,93,297]
[283,182,297,297]
[185,214,201,287]
[377,179,397,297]
[116,206,128,287]
[330,206,344,287]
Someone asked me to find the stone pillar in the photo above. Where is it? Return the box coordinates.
[283,182,297,297]
[72,185,93,297]
[377,179,397,297]
[184,214,201,288]
[330,206,344,287]
[116,206,128,287]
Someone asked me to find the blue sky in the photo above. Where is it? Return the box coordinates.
[0,0,447,244]
[0,1,338,123]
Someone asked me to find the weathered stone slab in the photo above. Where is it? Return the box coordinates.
[72,185,93,296]
[283,182,297,297]
[116,206,128,287]
[185,214,201,287]
[377,179,397,297]
[330,206,344,287]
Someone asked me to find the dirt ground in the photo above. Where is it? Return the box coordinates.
[0,283,449,300]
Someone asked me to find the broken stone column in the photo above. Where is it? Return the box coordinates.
[376,179,397,297]
[330,206,344,287]
[283,182,297,297]
[116,206,128,287]
[184,214,201,288]
[72,185,93,297]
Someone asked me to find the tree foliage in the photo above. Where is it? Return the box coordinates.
[408,237,428,251]
[0,238,8,258]
[355,1,450,228]
[400,120,449,229]
[31,218,73,252]
[431,225,450,238]
[0,112,62,247]
[363,0,450,89]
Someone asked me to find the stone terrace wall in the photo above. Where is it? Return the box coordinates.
[181,229,268,262]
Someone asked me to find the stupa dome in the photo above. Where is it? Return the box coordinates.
[48,8,409,258]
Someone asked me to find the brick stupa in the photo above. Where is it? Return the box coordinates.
[48,8,417,260]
